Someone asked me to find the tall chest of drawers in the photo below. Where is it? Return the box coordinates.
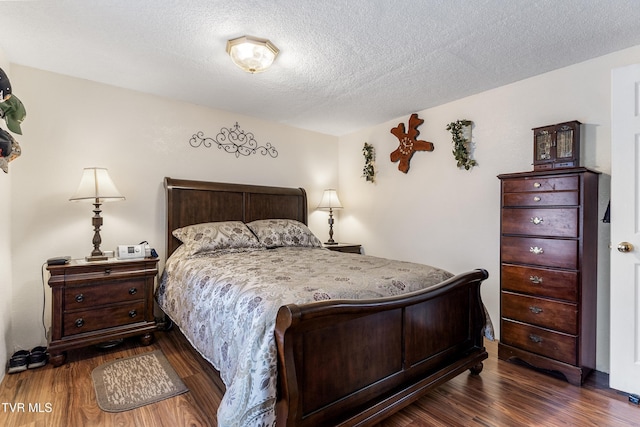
[497,167,599,385]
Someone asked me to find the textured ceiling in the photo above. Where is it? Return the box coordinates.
[1,0,640,136]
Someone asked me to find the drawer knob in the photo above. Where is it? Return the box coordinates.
[128,287,138,295]
[129,310,137,318]
[529,275,543,284]
[529,306,543,314]
[75,318,85,328]
[529,246,544,255]
[530,217,544,225]
[533,182,541,188]
[533,196,541,202]
[75,294,84,303]
[104,268,112,275]
[529,334,543,343]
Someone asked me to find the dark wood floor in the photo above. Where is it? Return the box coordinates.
[1,328,638,427]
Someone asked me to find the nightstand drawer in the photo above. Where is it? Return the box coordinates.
[63,301,146,335]
[501,236,578,269]
[501,208,578,237]
[501,319,576,365]
[501,264,578,301]
[324,243,362,254]
[64,280,146,308]
[62,262,156,285]
[501,291,577,334]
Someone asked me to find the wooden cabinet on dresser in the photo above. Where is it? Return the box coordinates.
[47,258,159,366]
[497,167,599,385]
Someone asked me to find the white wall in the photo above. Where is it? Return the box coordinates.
[0,49,12,384]
[338,44,640,373]
[9,65,338,352]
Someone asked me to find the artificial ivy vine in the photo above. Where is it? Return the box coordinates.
[446,119,477,170]
[362,142,376,182]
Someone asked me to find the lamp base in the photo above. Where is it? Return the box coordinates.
[324,241,339,245]
[86,254,108,262]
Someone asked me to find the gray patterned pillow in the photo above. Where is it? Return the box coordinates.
[247,219,322,248]
[172,221,264,255]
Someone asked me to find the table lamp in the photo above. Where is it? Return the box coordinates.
[69,167,125,261]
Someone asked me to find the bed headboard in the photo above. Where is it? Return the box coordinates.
[164,177,308,256]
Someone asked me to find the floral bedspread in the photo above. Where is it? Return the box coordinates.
[156,246,456,427]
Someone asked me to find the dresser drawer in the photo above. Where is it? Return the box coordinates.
[503,191,579,207]
[64,280,146,308]
[63,301,146,335]
[502,208,578,237]
[501,291,577,334]
[502,176,579,193]
[501,236,578,269]
[501,264,578,301]
[501,319,576,365]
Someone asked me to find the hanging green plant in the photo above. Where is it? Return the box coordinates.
[362,142,376,182]
[446,119,477,170]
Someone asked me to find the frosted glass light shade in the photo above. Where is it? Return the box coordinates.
[226,35,279,73]
[317,189,343,210]
[69,167,125,202]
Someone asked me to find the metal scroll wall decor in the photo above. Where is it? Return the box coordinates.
[189,122,278,158]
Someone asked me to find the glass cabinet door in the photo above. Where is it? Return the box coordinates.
[556,125,574,159]
[535,131,553,161]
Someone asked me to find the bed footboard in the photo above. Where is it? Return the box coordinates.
[274,268,489,427]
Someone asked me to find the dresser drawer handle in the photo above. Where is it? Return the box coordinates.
[529,306,543,314]
[530,246,544,255]
[533,182,541,188]
[533,196,541,202]
[529,334,543,343]
[75,318,85,328]
[530,217,544,225]
[529,275,543,284]
[128,310,137,318]
[128,287,138,295]
[104,268,112,275]
[75,294,85,303]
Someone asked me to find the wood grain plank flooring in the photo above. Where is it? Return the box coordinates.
[1,328,638,426]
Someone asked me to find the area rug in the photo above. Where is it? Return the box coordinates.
[91,349,188,412]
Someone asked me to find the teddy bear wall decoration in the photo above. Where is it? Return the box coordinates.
[389,113,433,173]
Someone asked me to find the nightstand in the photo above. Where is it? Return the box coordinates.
[324,243,362,254]
[46,257,159,366]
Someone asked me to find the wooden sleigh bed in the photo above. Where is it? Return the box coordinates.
[162,177,489,427]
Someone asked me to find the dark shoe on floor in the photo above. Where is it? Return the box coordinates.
[8,350,29,374]
[27,346,48,369]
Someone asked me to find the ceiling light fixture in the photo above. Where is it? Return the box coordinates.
[226,35,279,74]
